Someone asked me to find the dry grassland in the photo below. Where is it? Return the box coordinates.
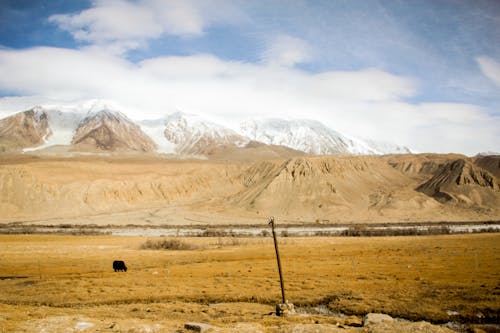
[0,234,499,332]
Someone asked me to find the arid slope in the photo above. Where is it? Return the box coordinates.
[0,153,498,223]
[417,159,499,206]
[474,155,500,178]
[229,156,440,222]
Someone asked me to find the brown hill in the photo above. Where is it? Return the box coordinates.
[208,141,305,161]
[0,108,51,151]
[416,159,499,209]
[72,110,156,152]
[473,155,500,179]
[0,155,241,220]
[385,153,466,180]
[0,154,498,224]
[227,156,444,222]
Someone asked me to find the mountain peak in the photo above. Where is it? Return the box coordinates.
[72,108,156,152]
[161,111,249,155]
[82,99,122,114]
[0,108,51,151]
[83,108,128,122]
[240,118,354,155]
[31,105,45,113]
[240,117,412,156]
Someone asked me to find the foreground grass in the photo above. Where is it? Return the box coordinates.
[0,234,498,331]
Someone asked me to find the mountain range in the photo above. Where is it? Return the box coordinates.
[0,104,411,157]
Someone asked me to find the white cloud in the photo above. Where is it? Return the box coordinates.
[343,102,500,155]
[477,56,500,88]
[0,47,498,155]
[49,0,246,52]
[309,69,415,101]
[262,35,313,67]
[49,0,162,42]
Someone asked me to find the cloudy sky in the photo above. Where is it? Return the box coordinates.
[0,0,499,154]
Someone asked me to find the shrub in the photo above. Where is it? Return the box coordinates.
[211,237,241,247]
[140,239,198,250]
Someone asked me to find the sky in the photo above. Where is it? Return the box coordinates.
[0,0,499,155]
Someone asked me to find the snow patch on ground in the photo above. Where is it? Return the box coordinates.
[75,321,94,331]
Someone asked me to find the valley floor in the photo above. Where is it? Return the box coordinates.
[0,234,498,332]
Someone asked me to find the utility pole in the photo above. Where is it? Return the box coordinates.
[268,217,296,317]
[268,216,286,304]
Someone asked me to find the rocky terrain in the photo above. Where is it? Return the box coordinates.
[71,110,157,152]
[474,155,500,178]
[417,159,499,204]
[0,108,51,151]
[17,311,459,332]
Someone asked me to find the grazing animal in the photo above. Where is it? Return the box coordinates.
[113,260,127,272]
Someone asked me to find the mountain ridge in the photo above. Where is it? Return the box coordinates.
[0,109,51,151]
[2,105,412,157]
[71,109,157,152]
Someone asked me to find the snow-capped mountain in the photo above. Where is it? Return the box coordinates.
[0,103,412,157]
[239,118,410,155]
[141,112,249,155]
[240,118,354,155]
[72,109,156,152]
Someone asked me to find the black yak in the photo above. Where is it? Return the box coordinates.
[113,260,127,272]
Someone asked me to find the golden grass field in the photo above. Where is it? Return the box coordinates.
[0,233,499,332]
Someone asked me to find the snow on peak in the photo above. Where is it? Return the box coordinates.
[164,112,244,143]
[239,118,411,156]
[72,106,156,152]
[81,99,123,114]
[11,102,413,156]
[82,108,130,125]
[139,111,249,155]
[240,118,357,155]
[31,105,45,114]
[24,106,49,123]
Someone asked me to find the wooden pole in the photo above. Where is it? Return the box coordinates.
[268,217,286,304]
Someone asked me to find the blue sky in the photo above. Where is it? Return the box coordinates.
[0,0,499,154]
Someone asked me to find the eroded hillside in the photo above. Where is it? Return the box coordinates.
[0,154,498,224]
